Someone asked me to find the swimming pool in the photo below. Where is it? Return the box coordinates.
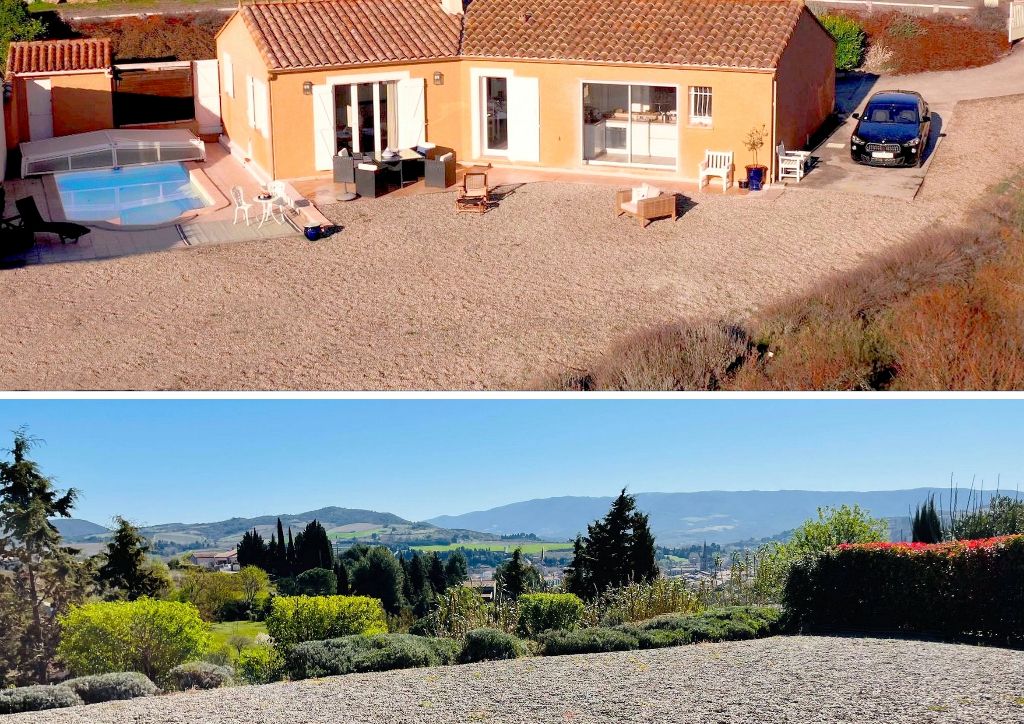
[55,163,207,226]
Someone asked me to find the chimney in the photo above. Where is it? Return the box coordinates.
[440,0,463,15]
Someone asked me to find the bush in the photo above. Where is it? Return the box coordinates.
[538,627,639,656]
[516,593,585,638]
[63,672,159,704]
[459,628,528,663]
[784,536,1024,643]
[284,634,459,680]
[295,568,338,597]
[0,685,82,714]
[163,662,234,691]
[820,14,865,70]
[628,606,782,642]
[58,598,211,681]
[235,646,285,685]
[265,595,387,646]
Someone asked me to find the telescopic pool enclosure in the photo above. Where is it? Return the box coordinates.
[19,129,206,177]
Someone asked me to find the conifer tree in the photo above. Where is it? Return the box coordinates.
[294,520,334,574]
[274,518,287,575]
[428,551,448,595]
[444,551,468,587]
[912,495,944,543]
[286,527,296,576]
[333,557,350,595]
[495,548,541,599]
[237,528,269,570]
[97,517,168,601]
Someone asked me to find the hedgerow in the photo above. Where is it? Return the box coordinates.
[284,634,459,680]
[784,535,1024,643]
[0,685,82,714]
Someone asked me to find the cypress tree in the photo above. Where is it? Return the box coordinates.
[294,520,334,574]
[286,528,296,576]
[912,495,944,543]
[333,558,350,595]
[237,528,269,570]
[428,552,448,594]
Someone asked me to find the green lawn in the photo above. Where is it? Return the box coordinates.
[328,527,384,540]
[412,541,573,554]
[210,620,266,648]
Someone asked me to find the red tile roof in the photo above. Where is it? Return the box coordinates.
[239,0,810,72]
[461,0,807,70]
[6,38,112,76]
[241,0,462,70]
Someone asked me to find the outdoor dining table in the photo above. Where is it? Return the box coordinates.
[253,194,285,229]
[374,148,425,188]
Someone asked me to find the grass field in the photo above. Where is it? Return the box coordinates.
[328,527,384,540]
[210,620,267,650]
[412,541,573,554]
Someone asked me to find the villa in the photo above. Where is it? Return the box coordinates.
[216,0,836,184]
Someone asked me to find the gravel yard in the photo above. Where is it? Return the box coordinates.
[0,95,1020,390]
[8,636,1024,723]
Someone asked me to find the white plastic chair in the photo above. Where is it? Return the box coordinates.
[698,150,734,192]
[231,186,252,226]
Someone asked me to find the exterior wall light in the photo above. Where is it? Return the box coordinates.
[303,81,313,95]
[433,71,444,86]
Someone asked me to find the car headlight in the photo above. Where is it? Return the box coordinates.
[904,137,919,147]
[851,135,864,145]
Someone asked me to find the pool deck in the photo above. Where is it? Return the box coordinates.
[2,142,317,267]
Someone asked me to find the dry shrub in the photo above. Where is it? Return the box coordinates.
[591,321,751,391]
[861,43,895,74]
[71,12,226,62]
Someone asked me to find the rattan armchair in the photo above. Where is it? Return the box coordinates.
[615,185,677,228]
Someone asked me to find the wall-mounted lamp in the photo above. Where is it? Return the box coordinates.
[433,71,444,86]
[303,81,313,95]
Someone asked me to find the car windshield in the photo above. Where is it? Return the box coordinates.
[864,103,919,124]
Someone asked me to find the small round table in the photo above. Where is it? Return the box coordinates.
[253,195,285,229]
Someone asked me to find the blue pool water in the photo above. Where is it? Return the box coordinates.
[55,163,206,226]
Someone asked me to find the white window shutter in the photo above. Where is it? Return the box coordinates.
[312,83,334,171]
[396,78,426,148]
[508,76,540,163]
[253,78,270,137]
[221,52,234,98]
[246,76,257,129]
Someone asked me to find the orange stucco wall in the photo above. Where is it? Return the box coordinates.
[4,71,113,148]
[216,12,274,179]
[774,10,836,155]
[216,7,833,184]
[51,71,114,137]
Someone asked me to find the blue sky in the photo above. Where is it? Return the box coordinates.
[0,399,1021,526]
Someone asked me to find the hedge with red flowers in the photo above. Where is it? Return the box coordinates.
[783,535,1024,643]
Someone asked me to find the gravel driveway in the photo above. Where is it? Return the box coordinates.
[0,94,1020,390]
[9,636,1024,724]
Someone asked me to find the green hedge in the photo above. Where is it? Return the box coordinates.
[539,606,781,656]
[63,672,158,703]
[235,646,285,685]
[819,14,865,71]
[516,593,585,638]
[459,628,529,663]
[266,595,387,646]
[0,685,82,714]
[784,537,1024,643]
[284,634,460,680]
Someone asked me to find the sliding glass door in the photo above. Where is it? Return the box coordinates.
[334,81,397,157]
[582,83,678,168]
[483,77,509,155]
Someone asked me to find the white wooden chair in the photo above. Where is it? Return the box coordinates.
[698,150,734,192]
[230,186,252,226]
[777,143,812,183]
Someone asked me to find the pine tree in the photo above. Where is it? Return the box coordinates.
[495,548,541,599]
[237,528,269,570]
[564,489,658,599]
[0,430,91,683]
[443,551,468,587]
[97,517,168,601]
[427,551,448,595]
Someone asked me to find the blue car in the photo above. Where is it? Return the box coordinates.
[849,90,931,167]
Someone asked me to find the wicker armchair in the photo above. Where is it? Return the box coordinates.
[615,184,677,228]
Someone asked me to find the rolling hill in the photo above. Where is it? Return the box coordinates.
[427,488,1001,545]
[50,518,110,540]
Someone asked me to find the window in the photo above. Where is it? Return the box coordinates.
[582,83,677,167]
[246,77,269,136]
[222,53,234,99]
[689,86,712,126]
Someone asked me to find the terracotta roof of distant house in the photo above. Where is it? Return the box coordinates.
[6,38,112,76]
[241,0,462,71]
[461,0,806,70]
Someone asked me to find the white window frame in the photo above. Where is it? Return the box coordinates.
[579,80,680,171]
[246,75,257,130]
[689,86,712,127]
[221,52,234,99]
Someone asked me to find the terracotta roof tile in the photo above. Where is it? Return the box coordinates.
[462,0,805,70]
[6,38,112,76]
[241,0,462,71]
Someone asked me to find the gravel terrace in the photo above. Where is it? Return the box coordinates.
[0,94,1021,390]
[8,636,1024,724]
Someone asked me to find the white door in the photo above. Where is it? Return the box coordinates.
[508,76,540,163]
[396,77,425,148]
[1011,1,1024,43]
[312,83,334,171]
[482,76,509,155]
[193,59,222,135]
[27,79,53,141]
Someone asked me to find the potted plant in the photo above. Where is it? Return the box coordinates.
[744,125,769,191]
